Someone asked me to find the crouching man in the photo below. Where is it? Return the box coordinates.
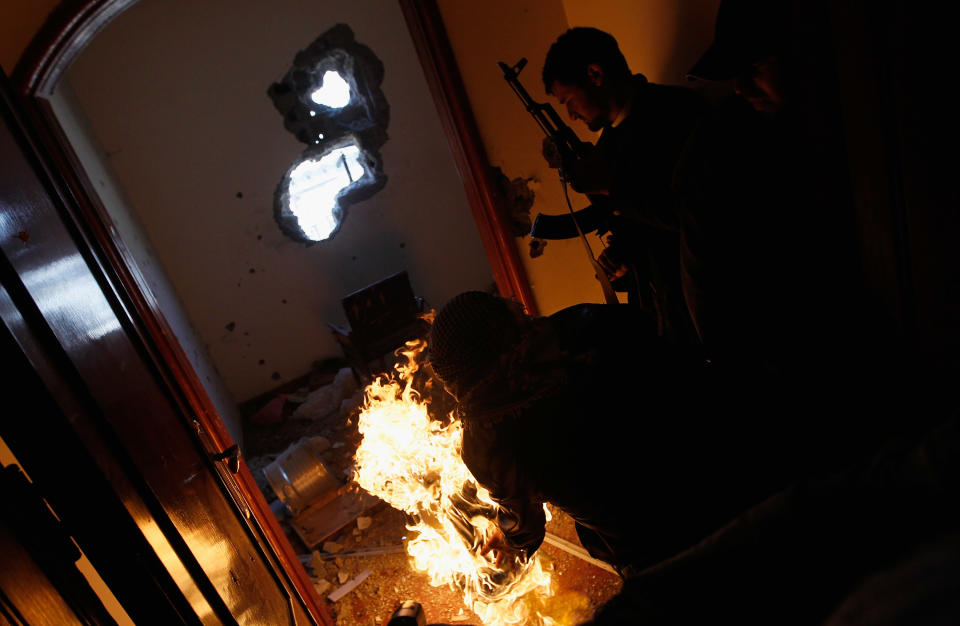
[427,291,816,575]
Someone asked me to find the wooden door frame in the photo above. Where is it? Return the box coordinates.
[11,0,533,623]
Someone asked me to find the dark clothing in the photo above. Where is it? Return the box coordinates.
[674,96,868,376]
[457,303,865,570]
[585,75,705,344]
[593,75,705,232]
[583,416,960,625]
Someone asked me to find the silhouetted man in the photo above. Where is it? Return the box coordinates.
[541,27,704,344]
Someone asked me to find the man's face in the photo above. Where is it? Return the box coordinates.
[550,80,610,132]
[735,56,784,116]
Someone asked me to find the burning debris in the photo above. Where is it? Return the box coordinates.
[353,340,560,625]
[245,326,621,624]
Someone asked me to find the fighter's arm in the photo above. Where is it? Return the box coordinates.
[463,435,547,557]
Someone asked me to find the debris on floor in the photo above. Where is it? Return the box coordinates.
[243,365,623,625]
[293,367,358,421]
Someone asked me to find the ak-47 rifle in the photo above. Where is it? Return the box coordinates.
[498,58,610,239]
[499,58,619,304]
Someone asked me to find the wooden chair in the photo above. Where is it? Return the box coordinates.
[327,271,429,381]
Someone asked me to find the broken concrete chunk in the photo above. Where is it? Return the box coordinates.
[327,569,371,603]
[332,367,358,394]
[314,578,331,595]
[356,516,372,530]
[323,540,343,554]
[307,435,331,454]
[339,396,360,420]
[292,368,359,420]
[292,385,338,420]
[338,571,350,584]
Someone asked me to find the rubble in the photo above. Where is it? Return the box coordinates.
[250,395,287,425]
[245,366,624,624]
[328,569,371,602]
[339,394,361,420]
[292,368,358,420]
[323,540,344,554]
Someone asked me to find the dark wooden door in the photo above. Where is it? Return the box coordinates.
[0,70,324,624]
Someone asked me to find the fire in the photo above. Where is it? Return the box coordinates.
[353,339,562,625]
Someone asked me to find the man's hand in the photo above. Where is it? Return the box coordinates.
[542,137,564,169]
[597,236,631,281]
[542,138,612,195]
[480,528,524,567]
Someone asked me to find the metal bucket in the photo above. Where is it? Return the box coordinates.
[263,436,341,516]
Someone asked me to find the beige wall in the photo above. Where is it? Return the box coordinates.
[437,0,607,315]
[63,0,494,402]
[0,0,57,74]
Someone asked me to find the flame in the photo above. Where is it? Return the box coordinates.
[354,339,564,625]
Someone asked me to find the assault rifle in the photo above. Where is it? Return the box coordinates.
[499,58,620,304]
[498,58,610,240]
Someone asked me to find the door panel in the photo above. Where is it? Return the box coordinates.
[1,72,315,624]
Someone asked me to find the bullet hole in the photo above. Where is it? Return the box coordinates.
[236,191,243,198]
[399,242,406,248]
[237,282,241,287]
[259,359,265,365]
[243,331,250,336]
[225,322,236,332]
[271,371,281,381]
[14,231,29,244]
[249,268,256,274]
[282,298,288,304]
[352,256,358,261]
[257,234,263,241]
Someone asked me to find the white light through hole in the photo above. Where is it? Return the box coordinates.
[310,70,351,108]
[288,145,365,241]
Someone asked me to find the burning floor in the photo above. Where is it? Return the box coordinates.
[243,344,622,625]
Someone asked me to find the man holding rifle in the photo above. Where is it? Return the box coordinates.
[539,27,704,343]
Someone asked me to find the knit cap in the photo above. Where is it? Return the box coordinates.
[428,291,522,392]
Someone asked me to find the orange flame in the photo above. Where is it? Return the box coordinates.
[353,339,560,625]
